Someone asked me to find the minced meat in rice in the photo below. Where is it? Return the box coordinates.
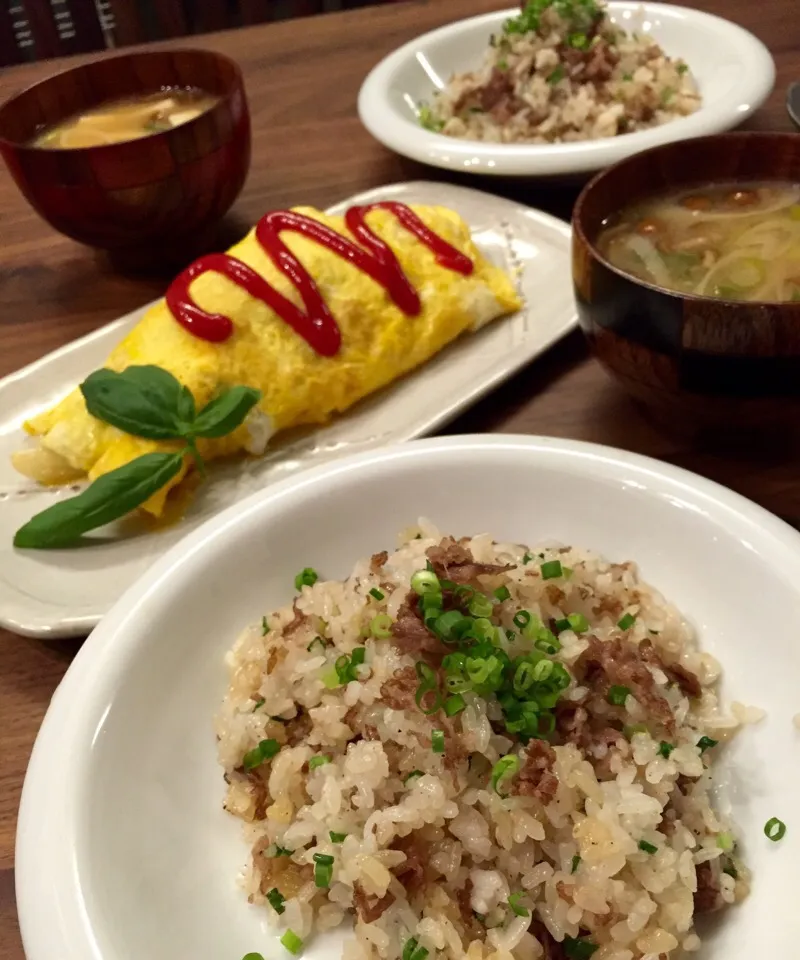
[418,0,701,145]
[217,522,748,960]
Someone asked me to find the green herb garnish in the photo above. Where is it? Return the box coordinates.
[266,887,286,914]
[243,738,280,770]
[418,102,444,132]
[505,0,601,36]
[14,365,260,549]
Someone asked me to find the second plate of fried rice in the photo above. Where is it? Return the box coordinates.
[358,1,775,176]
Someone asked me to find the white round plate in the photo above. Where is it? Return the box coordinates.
[358,3,775,177]
[16,435,800,960]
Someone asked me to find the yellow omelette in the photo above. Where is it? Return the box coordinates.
[14,204,521,516]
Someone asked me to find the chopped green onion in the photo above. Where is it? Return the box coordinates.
[471,617,496,642]
[444,694,466,716]
[261,616,269,635]
[568,31,587,48]
[535,631,561,655]
[313,852,334,887]
[697,736,718,753]
[330,831,347,842]
[435,609,471,640]
[309,755,331,771]
[722,861,738,879]
[321,668,340,689]
[281,930,303,955]
[335,648,366,685]
[554,618,570,633]
[369,587,385,601]
[638,839,658,854]
[491,754,521,795]
[243,738,280,770]
[622,71,633,80]
[540,560,563,580]
[513,610,531,629]
[538,710,556,735]
[716,832,734,851]
[507,892,529,917]
[415,661,443,715]
[252,696,266,711]
[513,660,537,694]
[608,685,631,706]
[765,817,787,841]
[266,887,286,914]
[658,741,675,758]
[494,586,511,602]
[571,855,581,873]
[295,567,318,590]
[547,65,565,84]
[404,770,424,785]
[567,612,589,633]
[432,729,445,753]
[370,614,392,639]
[468,594,494,618]
[563,937,599,959]
[617,613,636,631]
[271,845,293,857]
[402,938,429,960]
[243,954,266,960]
[522,552,533,564]
[411,569,440,596]
[532,659,554,682]
[677,62,688,74]
[307,636,326,653]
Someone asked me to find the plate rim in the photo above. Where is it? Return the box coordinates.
[357,1,776,176]
[0,180,575,638]
[16,432,800,960]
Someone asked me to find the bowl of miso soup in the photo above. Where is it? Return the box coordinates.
[573,132,800,434]
[0,48,250,262]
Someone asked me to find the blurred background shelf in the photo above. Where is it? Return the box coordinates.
[0,0,401,66]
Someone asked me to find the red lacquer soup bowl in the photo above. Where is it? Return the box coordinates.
[0,48,251,260]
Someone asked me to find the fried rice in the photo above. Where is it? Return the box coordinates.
[419,0,701,145]
[217,522,750,960]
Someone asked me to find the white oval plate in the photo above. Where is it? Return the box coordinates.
[358,3,775,177]
[17,435,800,960]
[0,181,575,638]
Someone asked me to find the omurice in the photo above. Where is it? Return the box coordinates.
[13,201,521,540]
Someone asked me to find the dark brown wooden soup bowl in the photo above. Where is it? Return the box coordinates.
[0,48,250,263]
[573,132,800,437]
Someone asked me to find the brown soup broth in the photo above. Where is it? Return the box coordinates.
[32,88,220,150]
[597,181,800,303]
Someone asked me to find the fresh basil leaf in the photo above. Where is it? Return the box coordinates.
[192,386,262,439]
[177,385,196,425]
[80,366,187,440]
[14,452,184,549]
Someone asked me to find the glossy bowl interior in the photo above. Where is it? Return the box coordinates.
[0,48,251,259]
[572,132,800,434]
[15,435,800,960]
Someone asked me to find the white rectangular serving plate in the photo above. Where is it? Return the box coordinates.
[0,180,575,638]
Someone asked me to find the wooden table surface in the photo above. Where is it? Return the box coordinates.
[0,0,795,953]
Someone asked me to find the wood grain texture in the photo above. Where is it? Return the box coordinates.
[0,0,794,955]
